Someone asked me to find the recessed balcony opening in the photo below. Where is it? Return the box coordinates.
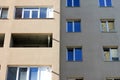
[0,34,5,47]
[10,34,52,47]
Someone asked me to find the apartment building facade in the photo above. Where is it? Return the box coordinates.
[0,0,60,80]
[61,0,120,80]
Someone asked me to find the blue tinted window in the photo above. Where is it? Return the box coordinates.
[24,11,30,18]
[40,8,47,18]
[74,21,81,32]
[75,48,82,61]
[67,21,73,32]
[106,0,112,7]
[74,0,80,7]
[99,0,105,7]
[7,67,17,80]
[67,48,74,61]
[29,68,38,80]
[32,11,38,18]
[67,0,72,7]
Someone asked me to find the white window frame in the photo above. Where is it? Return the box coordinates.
[12,66,52,80]
[21,8,53,19]
[22,8,39,18]
[100,20,114,32]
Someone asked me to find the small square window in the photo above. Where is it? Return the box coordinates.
[66,20,81,32]
[66,0,80,7]
[99,0,112,7]
[67,47,82,61]
[103,47,119,61]
[100,19,115,32]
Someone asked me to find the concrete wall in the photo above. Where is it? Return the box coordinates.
[60,0,120,80]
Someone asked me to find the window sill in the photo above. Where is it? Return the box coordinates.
[101,31,117,33]
[66,61,82,62]
[104,61,120,62]
[0,18,8,20]
[99,6,113,8]
[66,32,81,33]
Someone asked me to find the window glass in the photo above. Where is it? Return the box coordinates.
[1,8,8,18]
[39,67,51,80]
[74,0,80,7]
[18,68,27,80]
[40,8,47,18]
[104,49,110,61]
[74,21,81,32]
[67,48,74,61]
[108,21,114,31]
[67,0,72,7]
[67,21,73,32]
[32,11,38,18]
[7,67,17,80]
[99,0,105,7]
[15,8,22,19]
[30,68,38,80]
[101,21,107,32]
[24,11,30,18]
[75,48,82,61]
[106,0,112,7]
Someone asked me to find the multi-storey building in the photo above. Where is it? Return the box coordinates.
[0,0,60,80]
[61,0,120,80]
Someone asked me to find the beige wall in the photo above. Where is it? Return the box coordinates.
[0,0,60,80]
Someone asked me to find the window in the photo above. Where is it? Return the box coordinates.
[99,0,112,7]
[106,77,120,80]
[67,77,83,80]
[0,8,8,19]
[7,66,52,80]
[10,34,52,47]
[66,20,81,32]
[101,19,115,32]
[0,34,5,47]
[67,47,82,61]
[15,8,53,19]
[103,47,119,61]
[66,0,80,7]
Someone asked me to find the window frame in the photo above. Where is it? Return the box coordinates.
[100,19,115,32]
[66,47,82,62]
[103,47,119,61]
[0,8,8,19]
[15,7,53,19]
[66,0,80,7]
[7,66,52,80]
[99,0,112,7]
[66,20,81,32]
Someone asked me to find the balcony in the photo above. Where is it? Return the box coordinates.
[10,33,52,47]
